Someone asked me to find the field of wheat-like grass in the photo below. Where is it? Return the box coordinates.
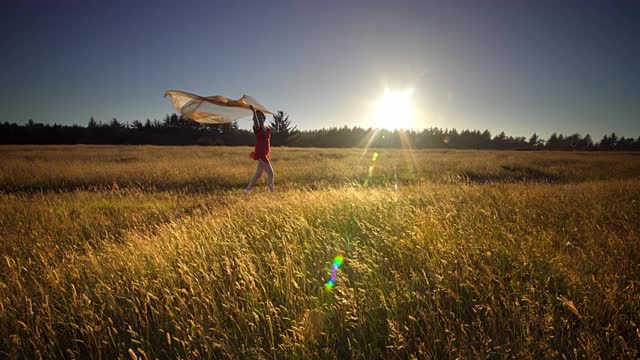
[1,145,639,358]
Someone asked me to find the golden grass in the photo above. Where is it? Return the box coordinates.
[2,145,640,192]
[0,146,639,358]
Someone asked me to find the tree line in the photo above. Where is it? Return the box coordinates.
[1,113,639,151]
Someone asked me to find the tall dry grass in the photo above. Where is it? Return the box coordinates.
[2,145,640,192]
[1,146,639,358]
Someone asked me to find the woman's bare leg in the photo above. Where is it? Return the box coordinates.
[264,161,275,192]
[245,162,264,194]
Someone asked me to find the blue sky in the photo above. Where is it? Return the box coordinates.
[1,0,639,138]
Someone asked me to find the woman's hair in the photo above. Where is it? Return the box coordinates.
[255,110,265,121]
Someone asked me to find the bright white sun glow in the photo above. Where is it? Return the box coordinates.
[370,87,415,130]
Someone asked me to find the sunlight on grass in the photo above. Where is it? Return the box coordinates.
[0,146,639,358]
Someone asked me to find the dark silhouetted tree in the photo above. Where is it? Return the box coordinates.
[110,118,124,129]
[529,133,543,148]
[270,111,298,146]
[131,120,143,130]
[546,133,559,150]
[493,131,508,149]
[580,134,594,150]
[610,132,619,148]
[598,133,619,150]
[617,136,634,151]
[566,133,582,150]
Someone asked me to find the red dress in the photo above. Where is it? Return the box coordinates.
[250,127,270,162]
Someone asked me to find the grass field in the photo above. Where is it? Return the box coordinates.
[1,145,639,358]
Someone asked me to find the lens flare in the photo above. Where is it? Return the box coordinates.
[393,162,398,190]
[364,152,379,186]
[324,251,345,291]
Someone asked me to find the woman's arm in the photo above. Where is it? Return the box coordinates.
[250,105,259,132]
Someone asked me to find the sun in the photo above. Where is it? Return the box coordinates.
[370,88,415,130]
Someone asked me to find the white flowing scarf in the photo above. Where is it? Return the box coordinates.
[164,90,272,124]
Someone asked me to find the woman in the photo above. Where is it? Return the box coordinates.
[244,105,274,195]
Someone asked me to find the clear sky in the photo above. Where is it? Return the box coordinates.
[2,0,639,138]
